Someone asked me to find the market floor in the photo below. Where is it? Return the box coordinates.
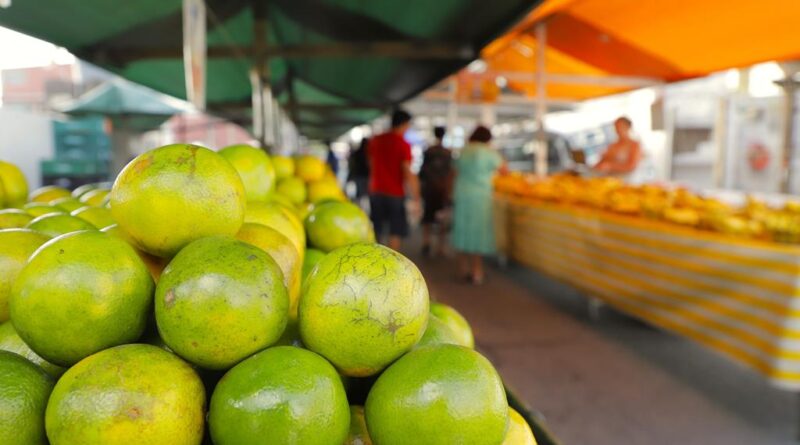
[401,240,798,445]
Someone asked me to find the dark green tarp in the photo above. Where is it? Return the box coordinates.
[0,1,538,138]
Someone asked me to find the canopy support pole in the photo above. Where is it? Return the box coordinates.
[447,77,459,145]
[777,63,800,193]
[534,22,548,177]
[251,0,273,151]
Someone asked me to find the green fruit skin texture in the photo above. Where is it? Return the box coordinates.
[299,243,429,377]
[45,344,205,445]
[0,229,50,323]
[416,315,464,348]
[209,346,350,445]
[304,202,375,252]
[0,209,33,229]
[365,344,509,445]
[430,302,475,349]
[301,248,326,282]
[10,231,154,366]
[25,213,96,238]
[0,350,54,445]
[155,236,289,370]
[0,322,64,377]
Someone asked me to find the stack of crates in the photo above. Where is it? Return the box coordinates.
[41,117,111,188]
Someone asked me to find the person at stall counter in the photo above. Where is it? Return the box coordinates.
[368,109,421,251]
[451,125,507,285]
[594,116,642,179]
[419,126,453,257]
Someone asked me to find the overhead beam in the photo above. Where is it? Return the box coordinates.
[483,70,664,88]
[213,101,386,112]
[93,42,475,64]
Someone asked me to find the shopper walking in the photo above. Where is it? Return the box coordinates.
[368,109,421,251]
[347,137,370,206]
[419,126,452,257]
[452,125,506,285]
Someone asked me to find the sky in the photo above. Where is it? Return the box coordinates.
[0,26,75,70]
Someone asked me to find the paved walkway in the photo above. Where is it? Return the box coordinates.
[402,244,798,445]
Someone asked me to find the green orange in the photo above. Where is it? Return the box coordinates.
[302,248,326,282]
[272,155,295,179]
[110,144,246,257]
[275,176,308,204]
[45,344,205,445]
[295,155,326,182]
[218,144,276,202]
[79,188,110,207]
[0,161,28,207]
[71,183,103,198]
[299,243,429,376]
[50,197,84,212]
[101,224,167,282]
[0,350,54,445]
[0,229,50,322]
[72,206,115,229]
[155,236,289,370]
[416,315,463,348]
[244,201,305,257]
[305,201,374,252]
[29,186,70,203]
[26,213,96,237]
[209,346,350,445]
[10,231,154,366]
[0,322,64,377]
[430,302,475,348]
[345,405,373,445]
[307,178,345,203]
[23,203,61,217]
[0,208,33,229]
[502,408,537,445]
[365,345,509,445]
[236,223,301,316]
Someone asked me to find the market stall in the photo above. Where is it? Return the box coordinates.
[495,176,800,390]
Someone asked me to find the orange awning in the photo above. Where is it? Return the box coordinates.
[476,0,800,101]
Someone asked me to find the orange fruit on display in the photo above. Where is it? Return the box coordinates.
[0,350,54,445]
[110,144,246,257]
[218,144,276,202]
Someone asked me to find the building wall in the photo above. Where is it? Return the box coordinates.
[0,108,55,189]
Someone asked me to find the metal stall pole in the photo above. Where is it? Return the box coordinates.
[251,0,274,151]
[777,62,800,194]
[534,22,548,177]
[447,77,459,147]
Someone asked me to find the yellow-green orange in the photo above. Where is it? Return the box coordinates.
[23,203,61,217]
[0,229,49,322]
[502,408,537,445]
[0,161,28,207]
[50,197,83,213]
[79,188,110,207]
[155,236,288,370]
[236,223,301,316]
[305,201,374,252]
[430,302,475,349]
[416,315,463,348]
[346,406,373,445]
[299,243,428,376]
[218,144,276,201]
[0,322,64,377]
[0,208,33,229]
[72,206,115,229]
[272,155,295,179]
[244,201,305,257]
[26,213,96,237]
[307,178,345,203]
[110,144,246,257]
[209,346,349,445]
[71,183,102,198]
[302,248,326,282]
[101,224,166,282]
[10,231,153,366]
[29,186,70,203]
[275,176,307,204]
[0,350,54,445]
[365,345,508,445]
[45,344,205,445]
[295,155,326,182]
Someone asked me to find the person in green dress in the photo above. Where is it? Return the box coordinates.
[451,125,507,285]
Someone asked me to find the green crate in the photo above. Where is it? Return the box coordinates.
[41,159,108,177]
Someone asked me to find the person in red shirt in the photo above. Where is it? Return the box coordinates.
[368,109,421,250]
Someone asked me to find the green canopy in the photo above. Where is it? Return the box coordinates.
[0,0,538,139]
[58,78,193,131]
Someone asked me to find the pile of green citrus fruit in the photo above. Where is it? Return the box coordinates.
[0,145,537,445]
